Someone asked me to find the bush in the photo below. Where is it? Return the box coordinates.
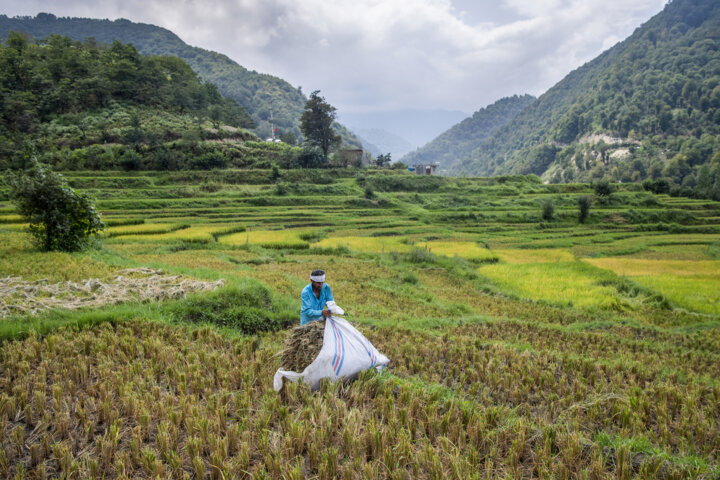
[593,179,616,197]
[270,163,282,182]
[541,199,555,221]
[275,182,288,195]
[199,181,222,193]
[297,146,327,168]
[578,195,592,223]
[171,285,292,334]
[406,246,438,264]
[642,178,671,194]
[401,271,419,284]
[119,149,143,171]
[7,161,105,251]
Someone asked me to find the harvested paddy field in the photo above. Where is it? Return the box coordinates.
[1,168,719,478]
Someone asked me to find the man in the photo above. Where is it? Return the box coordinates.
[300,269,333,325]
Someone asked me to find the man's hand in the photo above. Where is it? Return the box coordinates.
[321,308,331,318]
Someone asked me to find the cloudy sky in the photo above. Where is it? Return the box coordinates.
[2,0,667,116]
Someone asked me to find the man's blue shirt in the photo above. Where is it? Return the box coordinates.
[300,283,333,325]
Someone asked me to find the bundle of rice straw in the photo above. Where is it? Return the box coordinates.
[280,320,326,372]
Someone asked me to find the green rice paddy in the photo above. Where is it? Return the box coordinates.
[1,168,719,478]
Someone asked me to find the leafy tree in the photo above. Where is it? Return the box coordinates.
[391,161,407,170]
[124,112,144,145]
[297,146,326,168]
[300,90,340,160]
[119,149,142,171]
[7,160,105,251]
[279,130,297,145]
[593,179,615,197]
[375,153,392,167]
[578,195,592,223]
[642,177,671,194]
[208,105,223,128]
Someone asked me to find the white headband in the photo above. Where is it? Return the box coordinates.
[310,274,325,282]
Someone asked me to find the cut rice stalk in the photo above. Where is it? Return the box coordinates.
[280,320,325,372]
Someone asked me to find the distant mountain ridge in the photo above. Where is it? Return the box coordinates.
[449,0,720,191]
[352,128,414,160]
[339,109,468,149]
[401,95,535,169]
[0,13,361,148]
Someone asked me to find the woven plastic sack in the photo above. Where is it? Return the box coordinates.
[273,312,389,392]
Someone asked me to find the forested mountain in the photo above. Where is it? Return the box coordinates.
[0,34,332,171]
[401,95,535,169]
[0,13,361,148]
[449,0,720,199]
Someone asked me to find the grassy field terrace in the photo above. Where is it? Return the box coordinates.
[1,168,719,479]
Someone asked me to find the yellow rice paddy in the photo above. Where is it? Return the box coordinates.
[495,248,575,264]
[416,240,497,261]
[219,229,311,247]
[479,262,623,309]
[632,275,720,315]
[107,223,185,237]
[127,224,243,242]
[312,236,412,253]
[583,258,720,276]
[0,214,23,223]
[584,257,720,315]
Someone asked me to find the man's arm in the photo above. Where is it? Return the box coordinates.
[301,288,323,320]
[322,285,334,318]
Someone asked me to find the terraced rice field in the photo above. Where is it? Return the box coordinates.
[1,168,719,478]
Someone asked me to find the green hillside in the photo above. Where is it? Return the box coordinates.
[0,13,361,148]
[450,0,720,199]
[401,94,535,169]
[0,33,322,170]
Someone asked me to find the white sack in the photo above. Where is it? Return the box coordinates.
[326,300,344,315]
[274,316,389,392]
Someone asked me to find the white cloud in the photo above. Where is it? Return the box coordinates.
[1,0,668,114]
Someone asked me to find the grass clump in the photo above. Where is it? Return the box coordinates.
[406,246,438,264]
[170,284,293,334]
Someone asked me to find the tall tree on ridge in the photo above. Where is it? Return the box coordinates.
[300,90,341,160]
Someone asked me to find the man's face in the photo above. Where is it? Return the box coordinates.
[311,280,323,291]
